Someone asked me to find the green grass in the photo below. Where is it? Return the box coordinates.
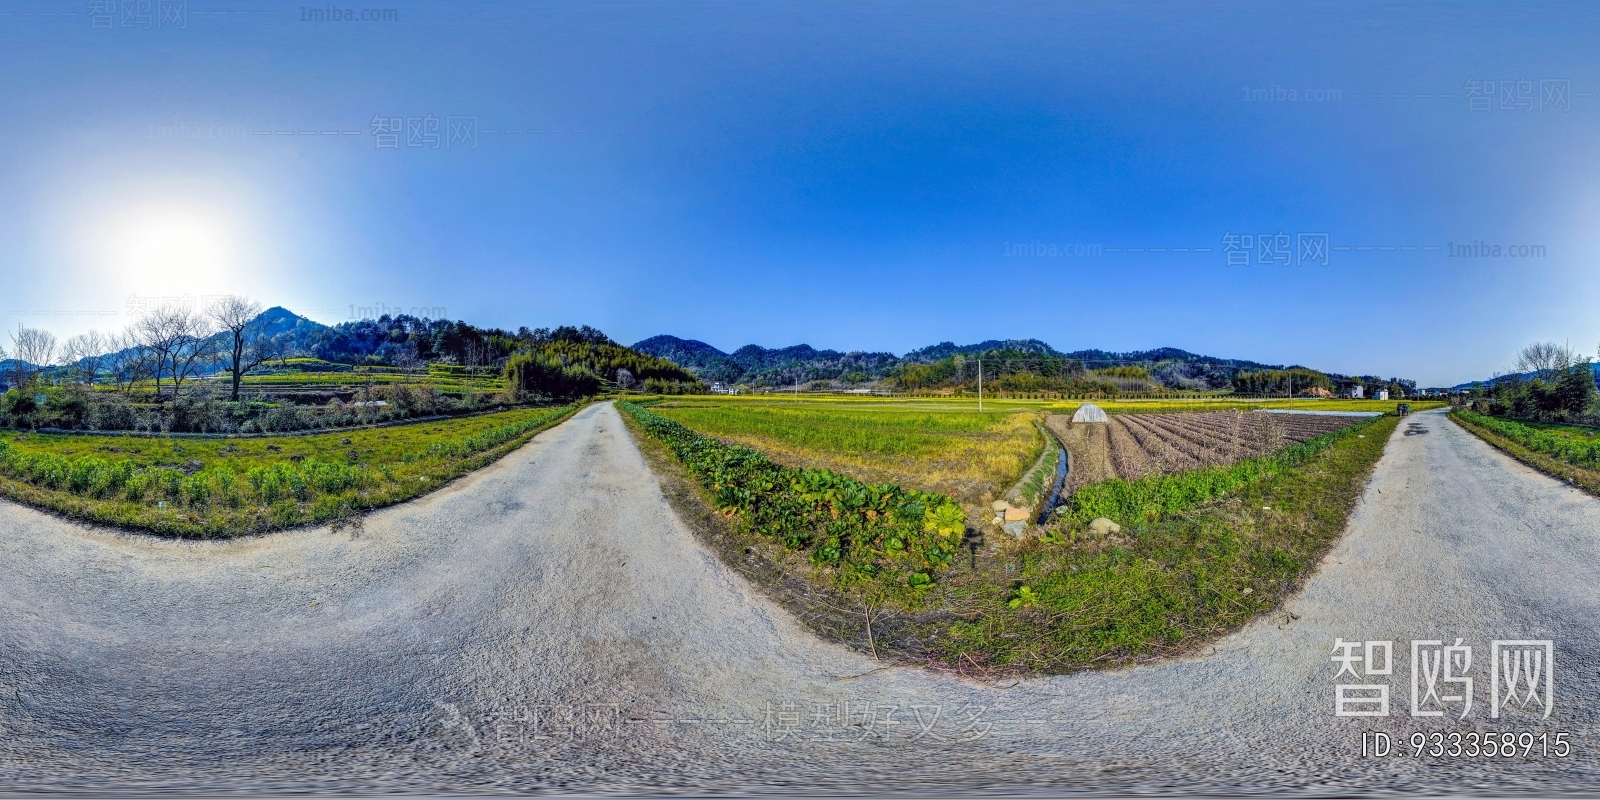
[0,404,579,537]
[654,404,1004,457]
[1451,410,1600,465]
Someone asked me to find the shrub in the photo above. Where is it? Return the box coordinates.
[67,457,111,495]
[181,472,211,507]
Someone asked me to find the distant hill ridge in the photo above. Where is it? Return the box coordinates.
[632,334,1291,388]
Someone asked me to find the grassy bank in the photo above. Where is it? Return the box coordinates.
[1450,410,1600,495]
[0,403,580,537]
[932,413,1399,673]
[627,398,1399,675]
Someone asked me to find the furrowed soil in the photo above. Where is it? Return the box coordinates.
[1052,411,1363,489]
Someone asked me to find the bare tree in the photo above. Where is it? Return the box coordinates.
[8,324,58,389]
[616,368,635,390]
[100,329,156,394]
[208,296,270,401]
[1516,342,1574,382]
[394,340,421,383]
[134,306,218,400]
[61,330,110,385]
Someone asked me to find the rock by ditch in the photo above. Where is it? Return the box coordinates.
[1089,517,1121,535]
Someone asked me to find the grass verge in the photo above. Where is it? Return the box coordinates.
[618,402,967,607]
[0,403,580,537]
[618,406,907,657]
[1449,410,1600,495]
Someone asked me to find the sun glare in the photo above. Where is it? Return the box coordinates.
[103,203,239,291]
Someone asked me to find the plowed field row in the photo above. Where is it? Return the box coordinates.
[1099,411,1358,481]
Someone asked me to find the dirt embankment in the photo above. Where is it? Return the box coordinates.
[1044,415,1114,498]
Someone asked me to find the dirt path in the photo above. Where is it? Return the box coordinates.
[1,406,1596,793]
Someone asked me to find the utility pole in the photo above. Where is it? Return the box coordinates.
[978,356,983,412]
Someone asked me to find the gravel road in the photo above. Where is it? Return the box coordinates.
[1,405,1596,794]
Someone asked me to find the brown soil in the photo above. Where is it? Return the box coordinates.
[1047,411,1365,493]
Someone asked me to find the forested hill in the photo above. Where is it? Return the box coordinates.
[631,335,898,386]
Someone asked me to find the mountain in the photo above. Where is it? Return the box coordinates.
[631,335,902,386]
[901,339,1059,362]
[631,335,1317,390]
[629,336,742,383]
[256,306,329,343]
[41,307,332,382]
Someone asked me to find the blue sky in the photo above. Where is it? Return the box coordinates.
[2,1,1597,386]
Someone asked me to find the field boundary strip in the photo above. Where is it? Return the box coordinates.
[1449,409,1600,497]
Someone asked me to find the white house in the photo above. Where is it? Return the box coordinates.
[1348,385,1364,399]
[1375,389,1389,401]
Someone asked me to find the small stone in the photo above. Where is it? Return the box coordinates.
[1088,517,1121,536]
[1242,587,1253,595]
[1003,506,1029,522]
[341,438,352,445]
[991,500,1010,512]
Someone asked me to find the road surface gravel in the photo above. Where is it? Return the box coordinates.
[0,405,1595,794]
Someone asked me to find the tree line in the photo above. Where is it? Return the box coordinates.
[1,297,287,404]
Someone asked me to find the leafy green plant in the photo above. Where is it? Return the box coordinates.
[619,401,965,600]
[1007,585,1039,609]
[923,502,966,537]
